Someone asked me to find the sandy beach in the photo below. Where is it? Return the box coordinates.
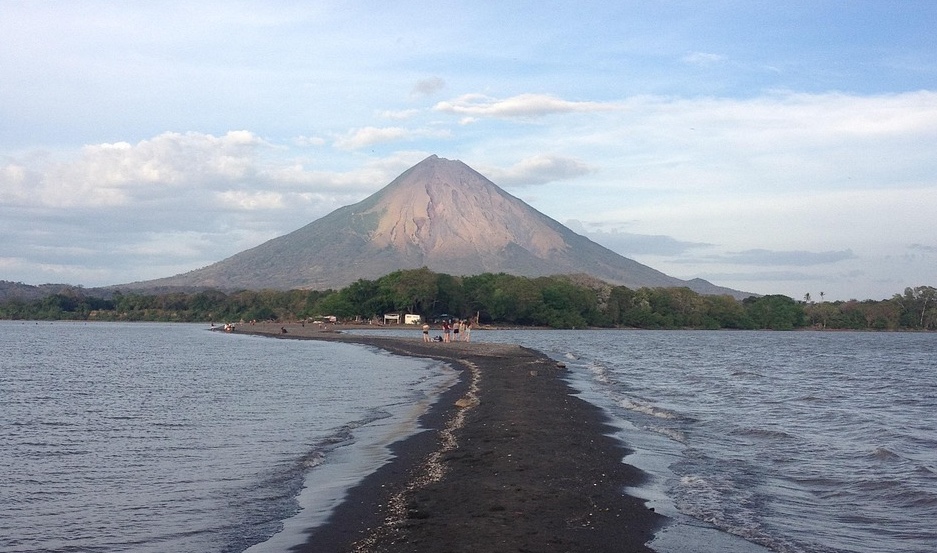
[234,323,664,552]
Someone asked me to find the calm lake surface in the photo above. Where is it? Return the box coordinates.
[3,322,935,553]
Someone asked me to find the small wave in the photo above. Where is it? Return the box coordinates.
[647,425,687,443]
[730,370,764,378]
[18,446,92,457]
[675,475,727,524]
[732,427,795,440]
[796,395,824,402]
[299,410,394,468]
[302,451,326,469]
[620,398,679,420]
[317,428,355,447]
[871,447,902,461]
[674,475,790,552]
[589,367,610,384]
[564,352,577,360]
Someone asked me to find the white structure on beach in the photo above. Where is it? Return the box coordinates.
[382,313,422,324]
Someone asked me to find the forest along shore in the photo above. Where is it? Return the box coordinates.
[233,324,665,552]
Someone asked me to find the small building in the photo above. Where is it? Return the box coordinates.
[404,314,422,325]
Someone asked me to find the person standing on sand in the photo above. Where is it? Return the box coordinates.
[422,322,430,342]
[443,320,451,342]
[452,320,460,341]
[463,319,471,342]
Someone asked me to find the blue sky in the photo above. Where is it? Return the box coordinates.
[2,1,935,300]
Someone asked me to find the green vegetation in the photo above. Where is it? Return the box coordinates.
[1,272,934,331]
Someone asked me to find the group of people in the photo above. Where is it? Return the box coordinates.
[422,318,472,343]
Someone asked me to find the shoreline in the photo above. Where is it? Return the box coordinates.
[234,323,665,552]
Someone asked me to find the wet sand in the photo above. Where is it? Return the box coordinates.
[233,323,665,552]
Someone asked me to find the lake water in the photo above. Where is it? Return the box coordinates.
[3,322,935,553]
[351,327,937,553]
[0,321,455,553]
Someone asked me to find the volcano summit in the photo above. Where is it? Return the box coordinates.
[126,155,746,297]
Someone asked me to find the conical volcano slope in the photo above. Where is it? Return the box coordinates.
[125,155,745,296]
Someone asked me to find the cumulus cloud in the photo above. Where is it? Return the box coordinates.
[485,155,593,186]
[0,131,425,286]
[433,93,617,119]
[1,130,269,209]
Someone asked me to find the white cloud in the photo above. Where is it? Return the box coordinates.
[683,51,726,66]
[217,190,285,210]
[483,155,593,186]
[593,186,937,255]
[0,132,428,286]
[332,126,450,150]
[434,93,617,119]
[333,127,412,150]
[378,109,421,120]
[293,135,327,147]
[0,131,270,209]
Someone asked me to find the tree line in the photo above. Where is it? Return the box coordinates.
[1,269,934,331]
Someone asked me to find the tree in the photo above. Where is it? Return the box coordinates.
[462,273,498,323]
[894,286,937,329]
[340,279,386,318]
[490,275,541,324]
[743,295,806,330]
[434,273,465,318]
[190,289,229,321]
[663,287,705,327]
[604,286,636,326]
[704,294,751,329]
[395,267,439,314]
[534,277,597,328]
[312,292,357,319]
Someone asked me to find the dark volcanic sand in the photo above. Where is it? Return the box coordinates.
[234,324,665,552]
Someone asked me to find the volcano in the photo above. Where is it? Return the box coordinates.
[124,155,747,297]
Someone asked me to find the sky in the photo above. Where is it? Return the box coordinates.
[2,1,936,301]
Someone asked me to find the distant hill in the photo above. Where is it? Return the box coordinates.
[117,155,753,299]
[0,281,88,302]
